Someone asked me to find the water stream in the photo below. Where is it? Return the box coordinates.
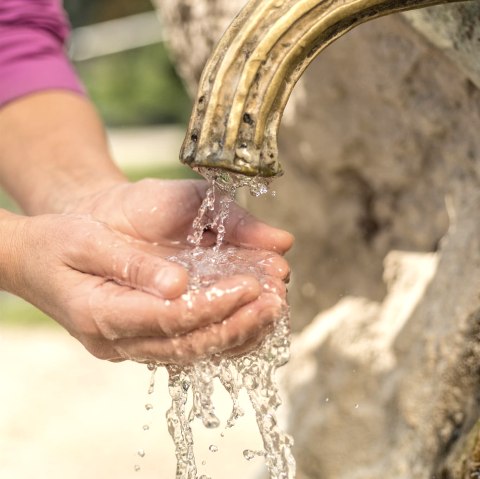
[144,169,295,479]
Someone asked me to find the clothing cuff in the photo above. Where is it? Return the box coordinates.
[0,54,85,107]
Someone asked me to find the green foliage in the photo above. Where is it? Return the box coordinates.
[0,296,54,328]
[64,0,192,127]
[75,44,192,127]
[0,188,17,212]
[125,164,201,183]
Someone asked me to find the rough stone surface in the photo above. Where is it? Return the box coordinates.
[154,1,245,98]
[403,2,480,89]
[156,1,480,477]
[283,192,480,478]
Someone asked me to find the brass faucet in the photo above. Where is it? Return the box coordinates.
[180,0,469,178]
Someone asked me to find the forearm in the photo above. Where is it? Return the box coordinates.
[0,91,127,215]
[0,0,126,215]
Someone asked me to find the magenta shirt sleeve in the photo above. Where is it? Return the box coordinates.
[0,0,84,107]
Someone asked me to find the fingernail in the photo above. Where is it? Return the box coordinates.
[155,267,183,294]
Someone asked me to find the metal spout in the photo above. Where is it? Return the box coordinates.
[181,0,468,178]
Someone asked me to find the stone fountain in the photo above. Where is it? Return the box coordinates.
[156,1,480,477]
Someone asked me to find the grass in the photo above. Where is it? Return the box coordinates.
[125,163,201,182]
[0,296,57,329]
[0,162,201,327]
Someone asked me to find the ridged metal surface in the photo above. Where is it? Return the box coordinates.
[180,0,470,177]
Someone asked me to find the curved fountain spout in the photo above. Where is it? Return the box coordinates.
[180,0,470,177]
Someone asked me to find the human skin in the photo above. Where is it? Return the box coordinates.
[0,91,293,363]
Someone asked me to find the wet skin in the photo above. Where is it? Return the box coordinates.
[0,181,292,364]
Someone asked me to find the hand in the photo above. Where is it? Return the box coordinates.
[2,211,287,364]
[50,178,293,363]
[64,178,293,254]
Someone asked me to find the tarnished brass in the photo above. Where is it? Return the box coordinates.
[180,0,470,177]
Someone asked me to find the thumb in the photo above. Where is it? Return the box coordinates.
[68,227,189,299]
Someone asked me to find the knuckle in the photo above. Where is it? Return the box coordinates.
[121,252,150,285]
[87,298,123,341]
[156,315,178,337]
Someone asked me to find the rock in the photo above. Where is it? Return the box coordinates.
[283,249,438,478]
[403,3,480,89]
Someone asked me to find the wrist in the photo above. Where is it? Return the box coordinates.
[0,91,127,215]
[0,209,27,293]
[25,145,127,215]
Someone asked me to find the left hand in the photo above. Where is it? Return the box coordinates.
[64,178,293,256]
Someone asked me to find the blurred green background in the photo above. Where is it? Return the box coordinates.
[65,0,192,126]
[0,0,198,327]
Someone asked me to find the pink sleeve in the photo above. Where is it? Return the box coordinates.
[0,0,84,107]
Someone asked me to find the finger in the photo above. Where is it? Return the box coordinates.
[140,241,290,283]
[220,248,290,280]
[223,203,294,254]
[80,337,124,362]
[88,275,262,340]
[122,179,208,243]
[255,251,290,280]
[222,324,274,358]
[66,224,189,299]
[261,276,287,300]
[112,293,282,364]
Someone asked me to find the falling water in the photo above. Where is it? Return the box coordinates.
[147,168,295,479]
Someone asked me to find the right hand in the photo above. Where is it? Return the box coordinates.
[2,212,286,364]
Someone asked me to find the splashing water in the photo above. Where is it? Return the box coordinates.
[149,168,295,479]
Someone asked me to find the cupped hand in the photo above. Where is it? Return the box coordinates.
[6,211,288,364]
[62,178,294,362]
[65,178,294,254]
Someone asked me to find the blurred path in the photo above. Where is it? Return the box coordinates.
[107,125,185,169]
[0,326,266,479]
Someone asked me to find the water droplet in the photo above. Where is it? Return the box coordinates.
[355,404,359,409]
[147,363,157,371]
[209,445,218,453]
[243,449,264,461]
[134,464,141,472]
[143,424,150,431]
[137,449,146,458]
[202,460,206,466]
[220,432,225,438]
[263,414,276,429]
[203,414,220,429]
[145,403,153,411]
[325,397,330,403]
[243,375,259,390]
[243,449,255,461]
